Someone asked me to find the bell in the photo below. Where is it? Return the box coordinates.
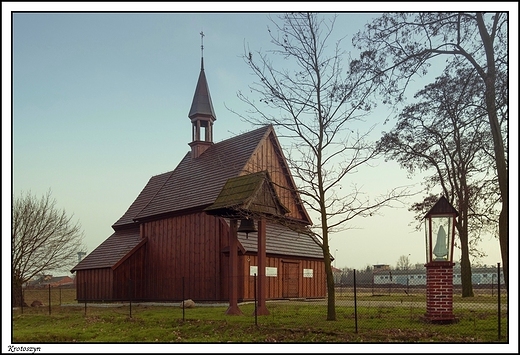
[237,218,257,238]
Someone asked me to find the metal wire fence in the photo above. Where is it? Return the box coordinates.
[15,267,508,342]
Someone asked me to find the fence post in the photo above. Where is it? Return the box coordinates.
[389,271,392,296]
[84,282,87,316]
[48,284,51,315]
[129,279,132,319]
[254,273,258,327]
[371,273,374,296]
[353,269,358,334]
[497,262,501,340]
[182,277,185,321]
[491,274,494,297]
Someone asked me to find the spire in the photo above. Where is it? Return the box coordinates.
[188,31,216,120]
[188,31,216,159]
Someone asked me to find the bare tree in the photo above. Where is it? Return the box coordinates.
[232,13,409,321]
[353,12,509,289]
[12,190,85,307]
[396,255,412,270]
[379,67,502,297]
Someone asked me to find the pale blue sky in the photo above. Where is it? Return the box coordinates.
[5,4,517,274]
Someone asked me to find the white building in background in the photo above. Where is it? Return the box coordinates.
[372,265,505,286]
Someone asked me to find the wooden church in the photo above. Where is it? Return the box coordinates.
[71,48,327,304]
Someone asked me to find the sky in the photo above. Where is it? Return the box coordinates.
[5,3,517,273]
[3,2,518,353]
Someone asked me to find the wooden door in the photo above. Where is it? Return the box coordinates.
[282,262,299,298]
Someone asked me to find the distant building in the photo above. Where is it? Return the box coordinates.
[373,264,390,271]
[26,275,74,288]
[372,265,505,286]
[332,266,342,285]
[337,264,505,286]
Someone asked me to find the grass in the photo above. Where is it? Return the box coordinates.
[12,300,508,344]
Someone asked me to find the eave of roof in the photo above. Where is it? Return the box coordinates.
[237,221,323,259]
[425,196,459,217]
[70,228,143,272]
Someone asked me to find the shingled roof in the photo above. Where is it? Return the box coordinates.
[237,222,323,259]
[204,170,289,218]
[188,63,216,120]
[71,227,144,271]
[113,125,274,227]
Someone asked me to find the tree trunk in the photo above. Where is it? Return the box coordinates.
[459,239,474,298]
[477,13,508,290]
[325,255,336,321]
[499,207,508,289]
[457,200,474,298]
[321,228,336,321]
[486,94,508,291]
[12,276,24,308]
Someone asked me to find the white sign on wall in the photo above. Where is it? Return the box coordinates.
[303,268,314,278]
[250,266,278,277]
[266,267,277,277]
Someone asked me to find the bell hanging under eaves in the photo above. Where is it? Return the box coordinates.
[237,218,257,238]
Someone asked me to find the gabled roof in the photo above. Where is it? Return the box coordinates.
[205,170,289,218]
[113,125,276,227]
[71,228,144,272]
[425,196,459,218]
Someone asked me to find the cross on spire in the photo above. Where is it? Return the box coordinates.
[200,31,205,70]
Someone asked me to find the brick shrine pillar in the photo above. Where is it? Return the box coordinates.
[424,261,458,324]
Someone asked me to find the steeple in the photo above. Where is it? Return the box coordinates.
[188,31,216,159]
